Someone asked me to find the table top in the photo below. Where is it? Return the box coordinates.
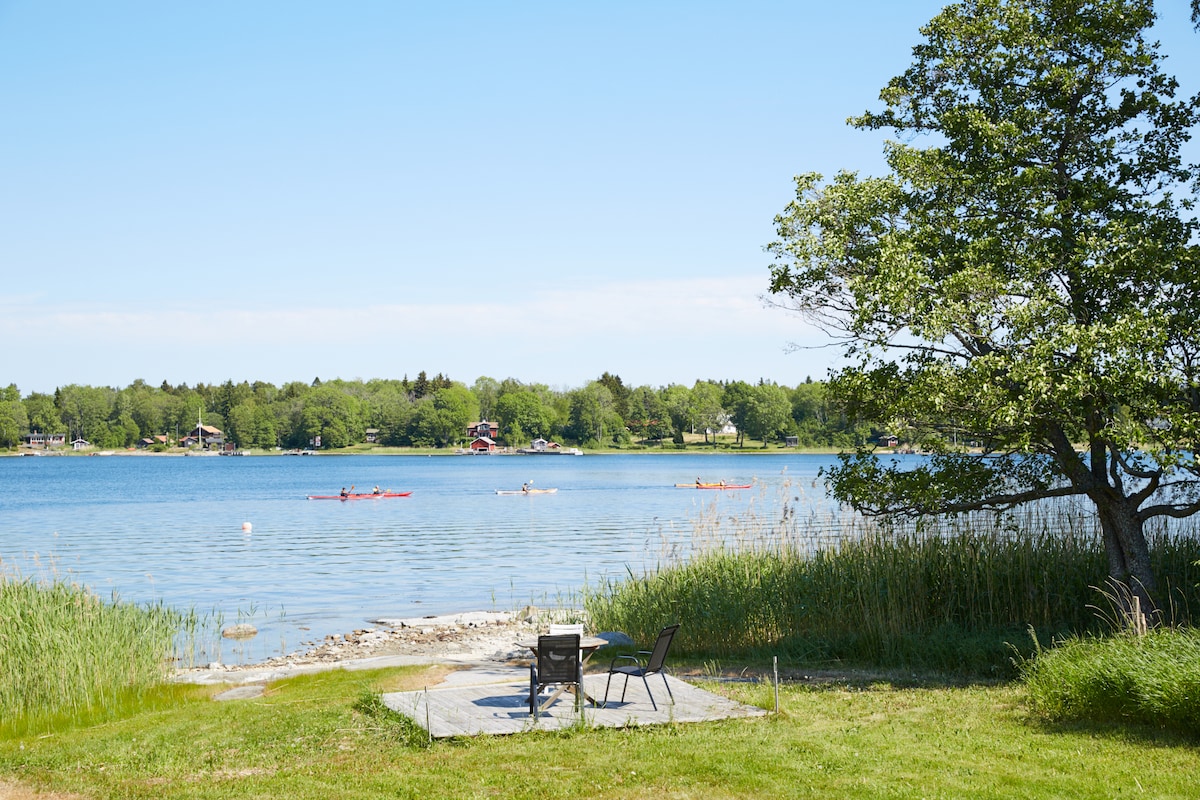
[518,636,608,650]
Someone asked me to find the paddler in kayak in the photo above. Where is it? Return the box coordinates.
[340,487,348,498]
[372,485,382,495]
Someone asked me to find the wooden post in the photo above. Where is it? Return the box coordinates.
[773,656,780,714]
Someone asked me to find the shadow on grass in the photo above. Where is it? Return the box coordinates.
[1029,714,1200,747]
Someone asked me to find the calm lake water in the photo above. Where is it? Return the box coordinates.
[0,452,839,660]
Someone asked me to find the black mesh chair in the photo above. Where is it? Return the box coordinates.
[602,624,680,711]
[529,634,584,718]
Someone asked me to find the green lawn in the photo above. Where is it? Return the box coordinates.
[2,665,1198,799]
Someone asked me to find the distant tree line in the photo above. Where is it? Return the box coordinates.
[0,371,876,451]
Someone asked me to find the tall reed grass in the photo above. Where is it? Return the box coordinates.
[585,488,1200,674]
[1021,626,1200,734]
[0,567,181,729]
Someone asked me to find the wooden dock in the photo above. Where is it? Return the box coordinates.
[382,671,767,738]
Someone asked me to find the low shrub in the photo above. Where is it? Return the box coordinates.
[1021,627,1200,734]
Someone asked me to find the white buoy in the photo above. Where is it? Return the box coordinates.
[242,522,252,532]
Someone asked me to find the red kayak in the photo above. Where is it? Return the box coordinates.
[675,483,752,490]
[306,492,412,500]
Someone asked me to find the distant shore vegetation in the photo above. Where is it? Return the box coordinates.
[0,372,879,453]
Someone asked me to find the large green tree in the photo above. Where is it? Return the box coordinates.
[301,385,364,449]
[626,385,671,443]
[596,372,631,423]
[406,398,445,447]
[471,376,500,422]
[376,393,415,447]
[690,381,728,445]
[227,400,278,449]
[565,382,619,446]
[659,383,693,439]
[743,382,794,448]
[494,389,554,444]
[722,381,755,448]
[432,384,480,445]
[55,384,116,443]
[0,384,28,448]
[404,385,478,447]
[767,0,1200,616]
[22,392,63,435]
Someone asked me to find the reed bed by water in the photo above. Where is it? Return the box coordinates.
[586,489,1200,674]
[0,566,181,729]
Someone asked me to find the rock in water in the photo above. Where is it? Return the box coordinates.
[222,623,258,640]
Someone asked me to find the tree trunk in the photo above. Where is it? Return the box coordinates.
[1094,496,1157,627]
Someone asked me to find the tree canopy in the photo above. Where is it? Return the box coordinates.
[6,373,869,453]
[767,0,1200,615]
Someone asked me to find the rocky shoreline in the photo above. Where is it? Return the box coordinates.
[172,609,570,685]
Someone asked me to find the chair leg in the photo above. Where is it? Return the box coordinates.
[641,673,658,711]
[603,672,613,707]
[529,665,538,719]
[661,670,674,704]
[575,664,583,712]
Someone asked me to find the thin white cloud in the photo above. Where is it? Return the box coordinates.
[5,276,798,343]
[2,276,836,392]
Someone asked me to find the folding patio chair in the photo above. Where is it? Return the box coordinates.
[529,634,584,719]
[602,624,680,711]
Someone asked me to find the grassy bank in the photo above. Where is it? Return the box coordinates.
[2,665,1200,799]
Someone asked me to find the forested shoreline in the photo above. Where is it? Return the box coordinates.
[0,371,870,452]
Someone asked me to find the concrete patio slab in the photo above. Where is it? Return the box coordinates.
[382,671,767,738]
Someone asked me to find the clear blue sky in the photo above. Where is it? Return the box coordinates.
[3,2,1197,396]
